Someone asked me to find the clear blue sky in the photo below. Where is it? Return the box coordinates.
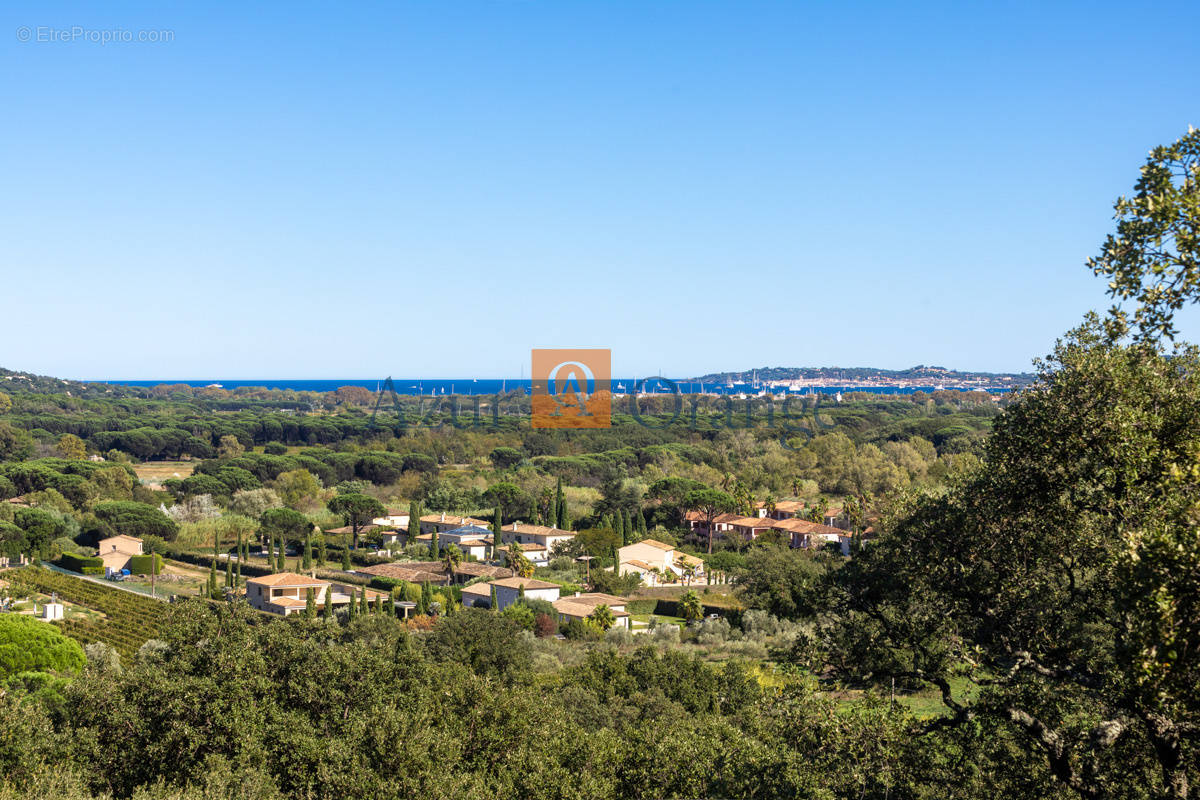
[2,1,1198,380]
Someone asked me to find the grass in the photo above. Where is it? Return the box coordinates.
[132,460,197,485]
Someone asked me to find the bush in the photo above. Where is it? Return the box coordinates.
[128,554,164,574]
[563,617,604,641]
[263,442,288,455]
[534,613,557,638]
[0,614,86,680]
[81,567,105,576]
[605,626,634,646]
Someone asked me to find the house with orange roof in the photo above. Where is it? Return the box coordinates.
[246,572,387,616]
[616,539,705,587]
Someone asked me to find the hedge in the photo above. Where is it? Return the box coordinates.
[167,549,274,577]
[60,553,103,573]
[81,567,106,576]
[128,554,164,574]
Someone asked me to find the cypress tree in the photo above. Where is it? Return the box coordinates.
[636,509,647,535]
[306,588,316,619]
[375,594,383,615]
[429,529,438,560]
[317,536,327,567]
[492,507,503,558]
[420,581,433,615]
[623,509,634,544]
[235,532,243,586]
[276,538,285,572]
[408,501,422,546]
[360,588,369,616]
[225,557,233,588]
[324,585,333,618]
[553,478,565,528]
[208,560,218,599]
[213,528,220,560]
[601,514,613,532]
[490,584,500,613]
[341,546,351,571]
[613,512,624,543]
[347,589,357,620]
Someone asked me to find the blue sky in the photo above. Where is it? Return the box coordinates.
[2,1,1198,379]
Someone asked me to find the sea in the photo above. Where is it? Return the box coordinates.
[96,378,1010,396]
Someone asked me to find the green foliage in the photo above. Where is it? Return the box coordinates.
[0,615,85,680]
[127,554,163,574]
[91,501,178,542]
[59,553,103,573]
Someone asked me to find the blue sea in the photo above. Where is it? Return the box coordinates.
[96,378,1010,396]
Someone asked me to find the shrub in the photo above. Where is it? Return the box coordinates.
[0,614,86,680]
[534,613,557,638]
[128,554,164,574]
[263,442,288,455]
[60,553,103,573]
[563,617,604,641]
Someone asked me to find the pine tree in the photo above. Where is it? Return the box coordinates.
[306,588,316,619]
[303,534,313,571]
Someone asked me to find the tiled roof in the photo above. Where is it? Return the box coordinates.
[491,577,560,591]
[247,572,328,587]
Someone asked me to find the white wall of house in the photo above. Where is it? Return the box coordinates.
[494,584,559,611]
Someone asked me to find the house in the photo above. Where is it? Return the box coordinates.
[552,591,632,630]
[496,541,549,568]
[372,509,410,529]
[726,516,774,543]
[420,512,489,535]
[461,582,494,608]
[490,577,560,611]
[771,518,845,550]
[356,562,451,586]
[433,525,494,560]
[452,561,513,585]
[755,499,805,520]
[683,511,739,535]
[500,522,576,553]
[96,534,143,573]
[617,539,705,587]
[246,572,387,616]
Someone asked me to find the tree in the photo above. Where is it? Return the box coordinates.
[91,502,179,542]
[442,543,462,577]
[505,547,534,579]
[488,447,523,470]
[428,529,438,561]
[274,469,321,510]
[340,545,350,571]
[0,391,10,413]
[1089,127,1200,342]
[491,506,502,558]
[483,482,533,522]
[679,590,703,622]
[0,615,85,680]
[818,322,1200,798]
[327,493,385,549]
[217,435,245,459]
[682,488,736,554]
[302,533,313,571]
[588,604,616,631]
[260,508,309,556]
[323,585,333,618]
[419,581,433,616]
[553,477,567,529]
[425,608,532,683]
[305,588,316,620]
[408,501,422,546]
[54,434,86,460]
[490,584,500,613]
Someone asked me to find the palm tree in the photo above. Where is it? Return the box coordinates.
[588,604,615,631]
[442,543,463,578]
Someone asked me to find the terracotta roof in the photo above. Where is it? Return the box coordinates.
[500,542,547,553]
[630,539,673,552]
[501,522,573,537]
[269,596,308,608]
[565,592,626,607]
[454,563,513,579]
[490,577,560,591]
[247,572,328,588]
[621,559,658,571]
[675,553,704,567]
[455,538,488,547]
[728,516,770,528]
[461,583,493,597]
[357,563,449,583]
[553,599,630,619]
[325,524,381,535]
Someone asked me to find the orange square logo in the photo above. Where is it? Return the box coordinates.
[531,349,612,428]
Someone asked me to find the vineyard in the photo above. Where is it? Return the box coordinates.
[3,567,169,661]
